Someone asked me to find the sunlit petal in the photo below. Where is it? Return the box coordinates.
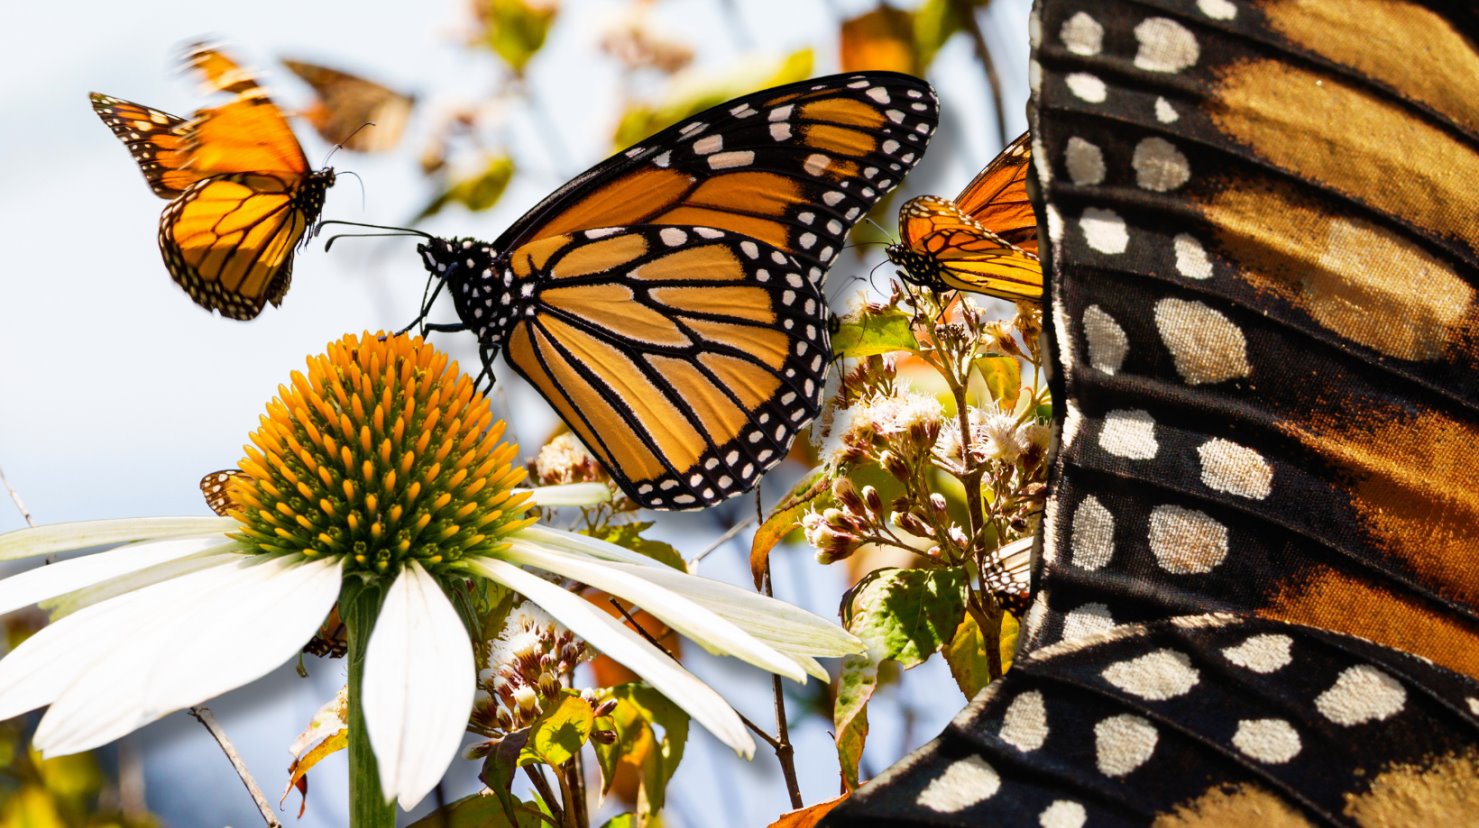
[514,525,669,568]
[501,539,803,681]
[363,562,476,810]
[520,483,611,507]
[33,555,341,756]
[594,559,863,657]
[0,518,235,562]
[469,557,754,757]
[0,538,234,618]
[42,552,235,619]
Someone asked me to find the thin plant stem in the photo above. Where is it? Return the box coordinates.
[552,763,579,828]
[0,464,34,527]
[691,514,757,564]
[762,562,804,809]
[953,0,1009,148]
[523,765,563,823]
[188,707,282,828]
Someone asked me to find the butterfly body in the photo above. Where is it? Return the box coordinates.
[411,71,940,509]
[92,44,334,319]
[888,132,1042,301]
[419,224,831,510]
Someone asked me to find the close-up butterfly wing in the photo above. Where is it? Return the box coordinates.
[891,131,1042,301]
[282,58,414,152]
[827,0,1478,822]
[418,72,939,510]
[87,95,196,198]
[92,44,334,320]
[422,225,830,510]
[491,72,940,288]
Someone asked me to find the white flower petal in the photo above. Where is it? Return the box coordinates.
[469,558,754,757]
[363,563,476,810]
[568,555,861,658]
[520,483,612,507]
[514,525,669,568]
[0,538,233,618]
[501,540,803,681]
[42,552,234,618]
[0,518,235,562]
[33,555,342,756]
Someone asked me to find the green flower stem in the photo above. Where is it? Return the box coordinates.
[343,578,395,828]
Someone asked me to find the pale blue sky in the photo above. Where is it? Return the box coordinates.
[0,0,1030,823]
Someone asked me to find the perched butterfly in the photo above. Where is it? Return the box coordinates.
[282,58,414,152]
[199,469,348,658]
[414,72,940,510]
[92,44,335,320]
[828,0,1479,823]
[886,131,1042,302]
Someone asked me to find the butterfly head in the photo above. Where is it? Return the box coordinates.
[418,236,519,354]
[884,242,940,289]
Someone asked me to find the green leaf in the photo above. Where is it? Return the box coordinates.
[478,730,532,825]
[599,815,637,828]
[833,651,877,790]
[832,308,919,358]
[414,154,516,222]
[409,791,548,828]
[522,694,594,767]
[479,0,557,74]
[750,468,829,587]
[973,355,1021,411]
[586,522,684,570]
[847,567,968,668]
[942,612,989,700]
[613,49,814,149]
[591,683,688,819]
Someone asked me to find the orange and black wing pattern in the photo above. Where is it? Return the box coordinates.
[199,469,245,516]
[829,0,1479,824]
[88,95,197,198]
[415,72,938,510]
[282,58,413,152]
[92,43,333,320]
[889,130,1042,302]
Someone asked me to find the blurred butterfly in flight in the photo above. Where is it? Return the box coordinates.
[887,130,1042,302]
[91,43,335,320]
[281,58,414,153]
[400,72,940,510]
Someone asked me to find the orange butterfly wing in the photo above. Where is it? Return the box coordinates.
[94,44,332,319]
[891,131,1042,300]
[88,94,200,198]
[282,59,413,152]
[952,130,1037,253]
[494,75,938,287]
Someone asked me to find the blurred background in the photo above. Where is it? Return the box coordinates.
[0,0,1030,823]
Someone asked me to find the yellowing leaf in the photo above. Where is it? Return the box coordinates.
[768,793,851,827]
[840,5,918,74]
[973,355,1022,411]
[523,693,595,767]
[999,610,1019,673]
[833,651,876,790]
[415,154,516,221]
[475,0,558,74]
[750,469,829,587]
[592,683,688,819]
[832,308,919,358]
[942,612,989,700]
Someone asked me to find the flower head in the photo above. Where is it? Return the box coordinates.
[0,332,862,811]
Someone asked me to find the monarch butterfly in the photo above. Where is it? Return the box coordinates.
[200,469,348,658]
[92,44,335,320]
[282,58,414,153]
[828,0,1479,823]
[414,72,940,510]
[886,131,1042,302]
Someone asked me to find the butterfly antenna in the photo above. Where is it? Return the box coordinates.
[320,219,431,251]
[323,122,377,167]
[333,169,367,212]
[863,215,896,242]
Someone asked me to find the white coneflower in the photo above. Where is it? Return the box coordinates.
[0,332,861,818]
